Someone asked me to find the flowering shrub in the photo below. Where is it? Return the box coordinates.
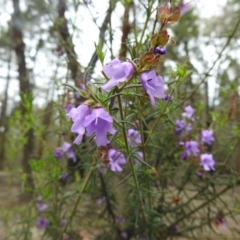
[8,1,239,240]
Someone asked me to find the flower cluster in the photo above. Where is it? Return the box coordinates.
[176,105,215,172]
[67,105,116,147]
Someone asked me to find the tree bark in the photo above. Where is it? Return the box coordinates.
[57,0,82,86]
[12,0,34,200]
[0,52,11,170]
[119,1,133,60]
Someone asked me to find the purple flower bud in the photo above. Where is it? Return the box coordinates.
[61,173,68,180]
[153,46,167,55]
[164,93,172,102]
[54,149,63,158]
[195,171,203,178]
[140,70,165,106]
[172,224,178,232]
[37,218,50,229]
[200,153,215,171]
[101,58,135,91]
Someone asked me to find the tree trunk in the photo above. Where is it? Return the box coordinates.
[0,52,11,170]
[12,0,34,200]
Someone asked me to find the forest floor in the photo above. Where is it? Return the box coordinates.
[0,171,240,240]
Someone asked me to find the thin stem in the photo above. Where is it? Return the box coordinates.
[144,88,174,146]
[59,167,94,239]
[116,92,146,221]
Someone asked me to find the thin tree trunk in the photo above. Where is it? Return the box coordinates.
[0,52,11,170]
[57,0,82,86]
[12,0,34,200]
[119,1,133,60]
[88,0,118,69]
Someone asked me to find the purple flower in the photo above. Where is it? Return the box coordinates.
[172,224,178,232]
[95,196,106,205]
[214,217,227,231]
[36,196,47,212]
[36,202,47,212]
[195,171,203,178]
[175,120,185,135]
[185,140,199,156]
[128,129,141,147]
[101,58,135,91]
[60,219,67,227]
[201,129,214,145]
[62,142,76,162]
[61,173,68,180]
[153,46,167,55]
[37,218,50,229]
[67,104,90,145]
[84,107,116,146]
[200,153,215,171]
[54,148,63,158]
[164,93,172,102]
[140,70,165,106]
[121,232,128,239]
[108,149,127,172]
[184,105,195,120]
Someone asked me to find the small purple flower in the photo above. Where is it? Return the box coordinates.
[60,219,67,227]
[201,129,215,145]
[172,224,178,232]
[36,202,47,212]
[178,141,185,147]
[95,196,106,205]
[37,218,50,229]
[185,140,199,156]
[140,70,165,106]
[184,105,195,120]
[121,232,128,239]
[54,148,63,158]
[185,123,192,133]
[36,196,47,212]
[175,120,185,135]
[67,104,90,145]
[84,107,116,146]
[61,173,68,180]
[164,93,172,102]
[200,153,215,171]
[101,58,135,91]
[128,129,141,147]
[62,142,76,162]
[195,171,203,178]
[108,149,127,172]
[153,46,167,55]
[181,151,188,160]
